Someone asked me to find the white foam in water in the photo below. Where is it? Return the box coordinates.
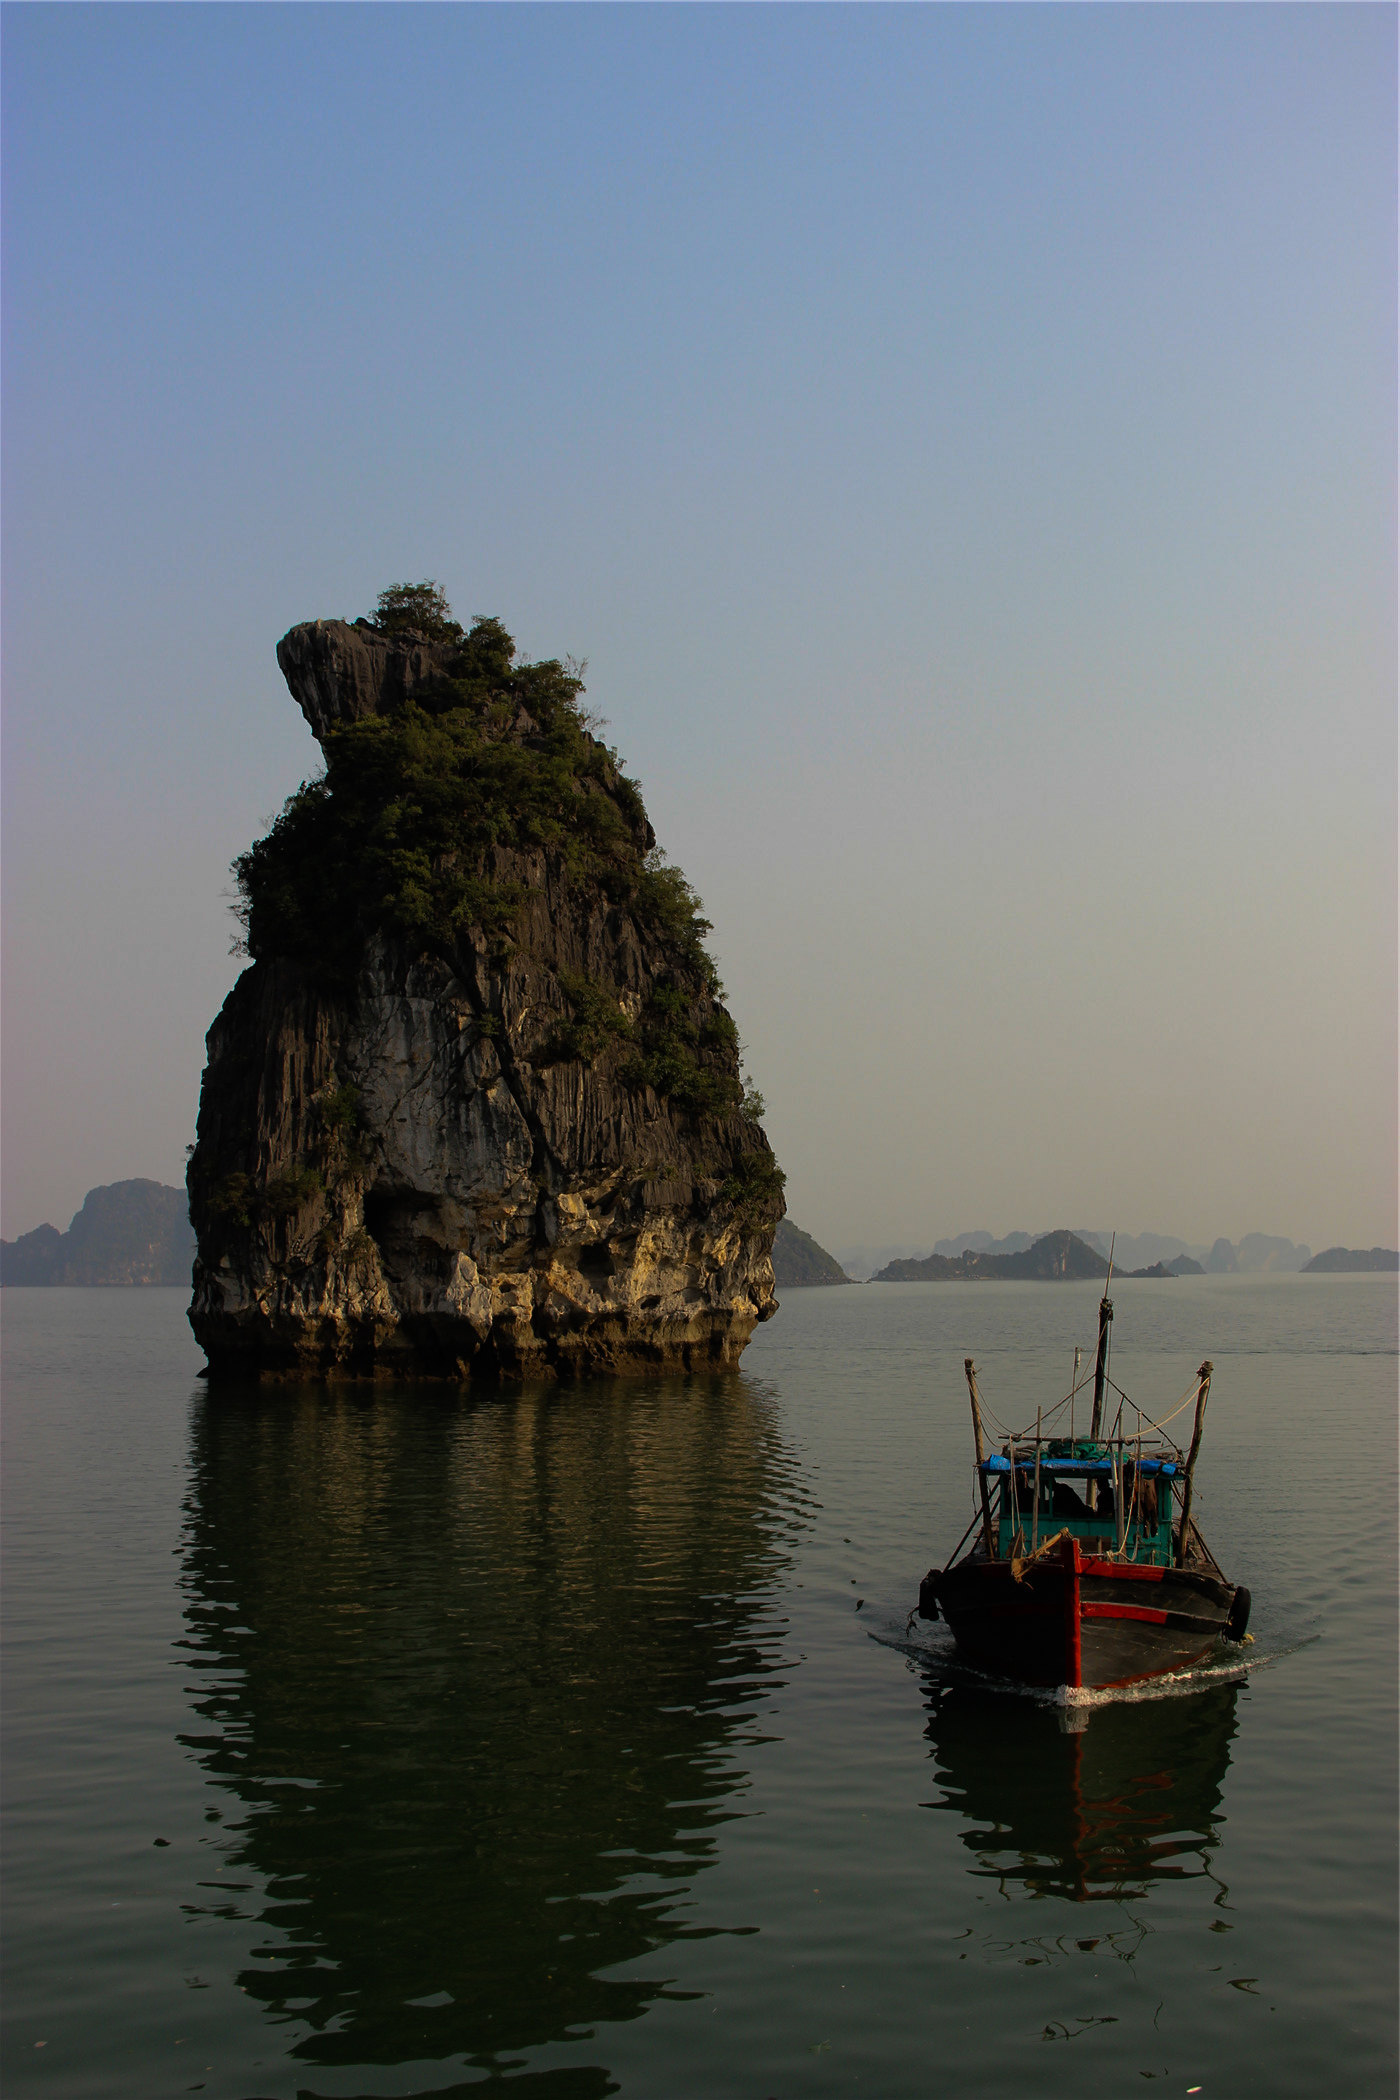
[871,1615,1319,1710]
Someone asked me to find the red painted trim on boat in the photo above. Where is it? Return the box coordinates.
[1080,1601,1169,1624]
[1062,1533,1081,1689]
[1080,1558,1166,1582]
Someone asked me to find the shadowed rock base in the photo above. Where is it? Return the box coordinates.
[194,1309,761,1384]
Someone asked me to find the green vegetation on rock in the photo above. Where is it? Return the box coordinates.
[535,972,757,1120]
[211,1165,325,1228]
[234,623,638,976]
[366,580,464,642]
[721,1153,788,1226]
[624,987,745,1117]
[233,589,766,1128]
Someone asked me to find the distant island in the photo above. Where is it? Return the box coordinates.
[874,1229,1214,1283]
[771,1220,851,1287]
[844,1227,1314,1280]
[1302,1247,1399,1273]
[875,1229,1109,1282]
[1,1181,194,1286]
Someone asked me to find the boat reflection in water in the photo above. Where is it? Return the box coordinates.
[177,1377,800,2094]
[921,1677,1242,1905]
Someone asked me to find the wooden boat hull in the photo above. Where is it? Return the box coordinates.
[926,1549,1239,1692]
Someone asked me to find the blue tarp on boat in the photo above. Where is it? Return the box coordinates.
[980,1455,1178,1476]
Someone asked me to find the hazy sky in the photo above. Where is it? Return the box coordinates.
[3,4,1395,1253]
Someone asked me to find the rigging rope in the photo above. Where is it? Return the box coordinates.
[985,1367,1207,1449]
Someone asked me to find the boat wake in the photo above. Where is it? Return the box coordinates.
[869,1614,1319,1711]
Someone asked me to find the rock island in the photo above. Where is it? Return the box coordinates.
[188,584,783,1380]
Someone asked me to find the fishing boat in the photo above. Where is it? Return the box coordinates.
[917,1277,1251,1692]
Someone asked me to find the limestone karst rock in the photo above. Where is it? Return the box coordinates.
[188,600,782,1379]
[275,618,459,742]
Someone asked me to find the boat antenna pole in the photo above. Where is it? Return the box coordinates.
[1089,1235,1116,1441]
[1175,1359,1213,1568]
[1031,1407,1043,1556]
[964,1358,997,1559]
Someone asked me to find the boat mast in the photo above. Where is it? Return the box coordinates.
[1175,1359,1214,1567]
[1031,1407,1043,1556]
[963,1358,997,1559]
[1089,1239,1115,1440]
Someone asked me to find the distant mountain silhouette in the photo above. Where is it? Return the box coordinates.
[1,1181,193,1286]
[1302,1246,1398,1273]
[931,1229,1035,1259]
[874,1230,1109,1283]
[932,1228,1311,1273]
[771,1220,851,1287]
[936,1228,1195,1269]
[1203,1233,1312,1274]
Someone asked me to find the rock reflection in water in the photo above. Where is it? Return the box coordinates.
[176,1377,799,2089]
[922,1680,1240,1905]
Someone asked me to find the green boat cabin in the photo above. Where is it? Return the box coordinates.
[981,1441,1179,1564]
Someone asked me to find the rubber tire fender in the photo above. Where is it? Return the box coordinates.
[1225,1586,1252,1642]
[918,1571,940,1621]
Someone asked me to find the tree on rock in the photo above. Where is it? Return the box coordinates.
[370,580,464,643]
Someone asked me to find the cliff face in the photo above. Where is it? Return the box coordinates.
[274,618,459,741]
[188,609,782,1379]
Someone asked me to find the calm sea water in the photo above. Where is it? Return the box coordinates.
[3,1275,1396,2099]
